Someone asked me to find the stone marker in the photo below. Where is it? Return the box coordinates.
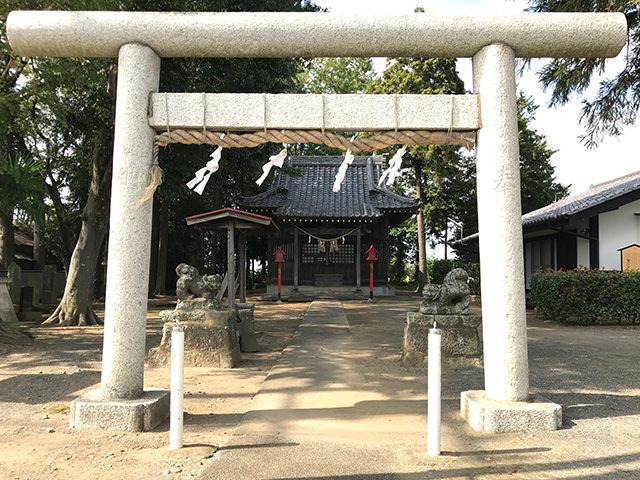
[0,277,20,324]
[41,265,57,305]
[7,262,21,304]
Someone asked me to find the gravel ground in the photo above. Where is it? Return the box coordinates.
[1,296,639,480]
[342,298,640,480]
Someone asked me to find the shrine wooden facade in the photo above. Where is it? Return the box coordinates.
[241,156,418,296]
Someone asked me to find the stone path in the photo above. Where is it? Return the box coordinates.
[198,299,429,479]
[197,299,640,480]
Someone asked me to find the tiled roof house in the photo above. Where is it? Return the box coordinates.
[455,170,640,286]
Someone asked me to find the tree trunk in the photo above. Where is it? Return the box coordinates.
[186,226,204,271]
[444,219,449,260]
[0,210,15,269]
[43,65,116,327]
[414,160,427,290]
[154,202,168,295]
[94,236,108,300]
[33,210,45,270]
[45,180,76,270]
[148,200,160,296]
[43,141,111,326]
[42,220,106,326]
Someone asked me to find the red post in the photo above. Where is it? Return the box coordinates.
[365,245,378,301]
[274,246,286,301]
[369,261,374,299]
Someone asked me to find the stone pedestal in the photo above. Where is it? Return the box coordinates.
[0,278,19,323]
[40,265,57,305]
[7,262,21,304]
[237,303,259,353]
[147,305,241,368]
[402,311,482,366]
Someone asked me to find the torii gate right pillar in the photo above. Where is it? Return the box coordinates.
[461,43,561,433]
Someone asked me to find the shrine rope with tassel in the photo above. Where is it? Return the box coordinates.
[154,128,475,152]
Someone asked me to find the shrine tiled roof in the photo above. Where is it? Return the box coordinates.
[241,155,418,220]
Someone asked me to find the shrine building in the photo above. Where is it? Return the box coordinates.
[241,155,418,297]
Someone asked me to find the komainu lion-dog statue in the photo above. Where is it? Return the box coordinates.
[175,263,222,309]
[419,268,471,315]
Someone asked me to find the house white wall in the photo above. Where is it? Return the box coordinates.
[573,217,590,269]
[598,198,640,270]
[577,238,590,268]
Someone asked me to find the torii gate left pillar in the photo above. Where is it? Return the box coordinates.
[75,43,169,430]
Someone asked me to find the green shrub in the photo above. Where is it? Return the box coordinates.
[530,270,640,325]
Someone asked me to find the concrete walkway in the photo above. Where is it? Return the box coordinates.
[198,299,429,479]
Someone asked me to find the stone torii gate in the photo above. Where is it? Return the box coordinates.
[7,11,626,433]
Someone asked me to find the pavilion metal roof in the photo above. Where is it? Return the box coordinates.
[241,155,418,221]
[185,207,277,231]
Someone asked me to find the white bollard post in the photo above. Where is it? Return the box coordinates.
[427,326,442,456]
[169,325,184,450]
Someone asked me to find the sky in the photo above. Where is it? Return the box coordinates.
[314,0,640,195]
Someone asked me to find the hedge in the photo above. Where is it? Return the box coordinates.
[530,270,640,325]
[428,259,481,295]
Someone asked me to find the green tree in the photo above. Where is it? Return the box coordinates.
[2,0,319,327]
[368,56,466,287]
[518,95,569,212]
[527,1,640,146]
[0,154,44,267]
[297,57,376,94]
[453,94,569,261]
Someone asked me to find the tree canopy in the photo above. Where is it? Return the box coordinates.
[527,0,640,146]
[0,0,320,328]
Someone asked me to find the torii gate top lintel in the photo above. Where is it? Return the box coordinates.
[7,11,627,60]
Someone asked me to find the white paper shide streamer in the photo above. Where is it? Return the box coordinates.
[332,138,356,192]
[378,145,408,187]
[256,143,288,186]
[186,134,225,195]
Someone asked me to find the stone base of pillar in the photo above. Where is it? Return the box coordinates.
[70,388,169,431]
[402,312,482,367]
[461,390,562,434]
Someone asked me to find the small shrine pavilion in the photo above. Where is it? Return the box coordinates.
[185,208,278,306]
[241,155,418,297]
